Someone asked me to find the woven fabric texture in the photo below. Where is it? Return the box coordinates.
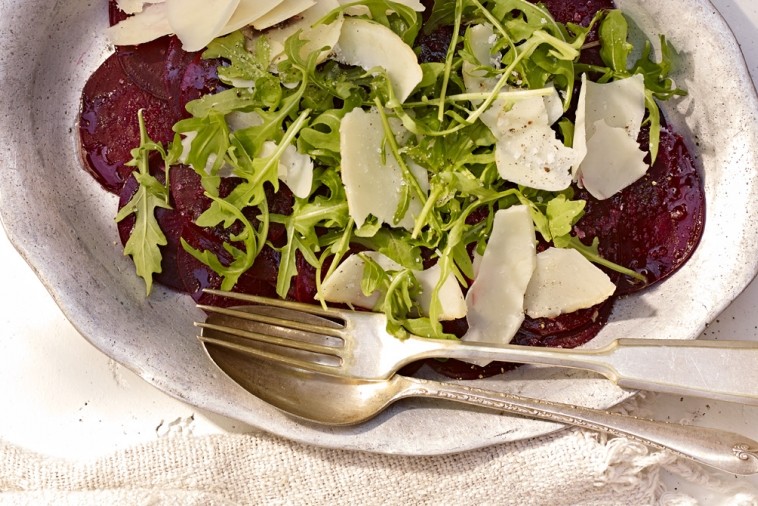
[0,428,679,506]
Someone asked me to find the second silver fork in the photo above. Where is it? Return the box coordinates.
[196,289,758,405]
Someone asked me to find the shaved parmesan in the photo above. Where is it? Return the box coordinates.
[333,18,423,103]
[319,252,400,309]
[340,107,428,230]
[492,97,578,191]
[165,0,240,52]
[415,264,466,321]
[115,0,165,15]
[543,86,564,126]
[253,0,316,30]
[524,248,616,319]
[383,0,425,10]
[260,141,314,199]
[582,74,645,139]
[106,3,172,46]
[462,24,500,100]
[464,206,536,346]
[258,0,343,65]
[336,0,425,16]
[573,74,648,200]
[226,111,263,131]
[220,0,283,36]
[579,119,648,200]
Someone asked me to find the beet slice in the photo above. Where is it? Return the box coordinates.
[79,54,178,193]
[537,0,615,27]
[117,36,173,101]
[169,46,224,119]
[574,127,705,294]
[614,128,705,293]
[108,0,127,26]
[177,222,281,305]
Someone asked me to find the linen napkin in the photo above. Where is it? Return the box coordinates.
[2,391,757,506]
[0,425,735,506]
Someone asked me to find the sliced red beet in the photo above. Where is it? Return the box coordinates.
[574,127,705,294]
[537,0,615,28]
[172,49,224,119]
[170,165,213,221]
[117,36,173,101]
[177,222,280,305]
[79,54,178,193]
[108,0,127,26]
[426,358,520,380]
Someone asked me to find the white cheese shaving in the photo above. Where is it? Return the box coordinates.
[108,0,317,51]
[524,247,616,319]
[165,0,240,52]
[257,0,343,65]
[336,0,425,16]
[106,3,172,46]
[381,0,424,10]
[339,107,428,230]
[491,97,579,191]
[259,141,314,199]
[220,0,283,36]
[333,18,423,103]
[226,111,263,131]
[318,252,400,309]
[582,73,646,139]
[415,264,467,321]
[579,119,648,200]
[253,0,316,30]
[464,205,536,346]
[115,0,165,15]
[462,24,500,101]
[573,74,648,200]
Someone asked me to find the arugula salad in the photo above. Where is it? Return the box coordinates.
[105,0,689,346]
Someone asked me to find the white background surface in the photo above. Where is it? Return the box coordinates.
[1,0,757,503]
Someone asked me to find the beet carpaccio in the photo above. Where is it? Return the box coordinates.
[80,0,705,379]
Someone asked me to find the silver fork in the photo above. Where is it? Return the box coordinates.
[196,289,758,405]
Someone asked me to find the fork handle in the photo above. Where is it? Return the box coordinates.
[396,375,758,475]
[412,338,758,405]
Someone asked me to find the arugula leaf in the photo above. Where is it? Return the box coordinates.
[115,110,172,295]
[203,31,273,87]
[546,194,586,240]
[599,10,633,72]
[173,111,230,195]
[554,235,647,283]
[352,228,424,270]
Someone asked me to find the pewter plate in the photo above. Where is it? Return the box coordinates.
[1,0,757,456]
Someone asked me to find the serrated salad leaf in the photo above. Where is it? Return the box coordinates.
[115,110,174,295]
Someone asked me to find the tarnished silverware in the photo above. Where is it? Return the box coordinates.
[200,321,758,476]
[197,290,758,405]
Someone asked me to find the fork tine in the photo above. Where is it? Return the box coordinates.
[199,334,343,376]
[198,304,345,339]
[202,289,349,324]
[196,321,341,357]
